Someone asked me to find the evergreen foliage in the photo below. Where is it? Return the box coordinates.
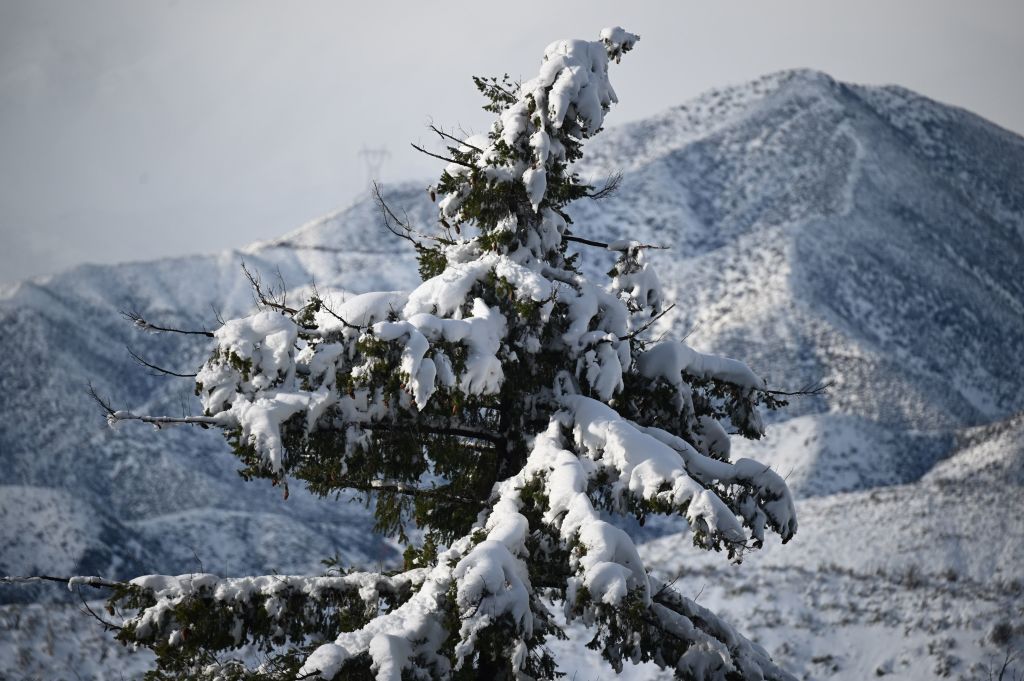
[99,27,798,680]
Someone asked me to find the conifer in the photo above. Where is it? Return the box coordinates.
[97,28,797,680]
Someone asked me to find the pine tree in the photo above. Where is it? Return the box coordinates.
[93,27,798,680]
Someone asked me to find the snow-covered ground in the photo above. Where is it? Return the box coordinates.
[2,69,1023,679]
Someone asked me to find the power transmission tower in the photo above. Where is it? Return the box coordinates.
[358,146,390,189]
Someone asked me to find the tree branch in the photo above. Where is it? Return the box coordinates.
[372,182,452,247]
[104,406,222,430]
[429,124,483,152]
[0,575,123,589]
[563,234,610,248]
[122,310,214,337]
[126,345,197,378]
[563,234,668,251]
[78,589,124,632]
[764,381,832,397]
[87,382,117,418]
[242,261,299,315]
[584,171,623,201]
[340,478,478,505]
[410,143,475,168]
[91,388,501,444]
[619,303,676,342]
[91,383,213,429]
[359,421,505,446]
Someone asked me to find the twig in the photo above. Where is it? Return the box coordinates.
[652,576,679,599]
[619,304,676,342]
[77,590,122,632]
[318,298,365,331]
[310,284,365,332]
[90,385,215,431]
[764,381,833,397]
[126,346,197,378]
[210,304,226,326]
[372,182,452,247]
[87,382,116,417]
[410,143,474,168]
[121,310,213,337]
[429,124,483,152]
[242,261,299,315]
[584,171,623,201]
[693,583,705,602]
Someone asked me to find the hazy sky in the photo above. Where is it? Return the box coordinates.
[2,1,1022,283]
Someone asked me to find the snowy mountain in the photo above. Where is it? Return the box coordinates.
[2,70,1022,679]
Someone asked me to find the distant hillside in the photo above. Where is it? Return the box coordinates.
[2,69,1022,680]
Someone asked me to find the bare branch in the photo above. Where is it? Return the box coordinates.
[410,143,475,168]
[3,575,129,631]
[563,234,668,251]
[126,346,197,378]
[618,304,676,342]
[242,261,299,315]
[87,382,116,417]
[373,183,419,246]
[584,171,623,201]
[77,590,123,632]
[764,381,833,398]
[429,124,483,152]
[372,182,452,247]
[121,309,214,337]
[564,234,610,249]
[210,304,226,326]
[317,299,365,332]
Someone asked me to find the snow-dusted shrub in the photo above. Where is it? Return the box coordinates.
[97,28,798,680]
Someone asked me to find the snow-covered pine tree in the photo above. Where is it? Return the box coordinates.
[95,28,798,680]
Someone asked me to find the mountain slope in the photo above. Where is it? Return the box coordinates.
[0,217,423,596]
[1,70,1022,679]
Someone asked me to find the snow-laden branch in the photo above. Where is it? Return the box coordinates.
[294,413,792,680]
[106,409,224,429]
[650,577,795,680]
[109,570,426,654]
[563,396,796,555]
[0,575,122,590]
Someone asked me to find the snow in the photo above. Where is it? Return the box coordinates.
[638,340,765,391]
[438,28,637,220]
[0,487,100,579]
[522,421,649,607]
[314,290,408,333]
[2,52,1023,681]
[298,562,454,680]
[564,396,796,547]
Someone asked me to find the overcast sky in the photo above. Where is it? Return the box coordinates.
[2,1,1022,283]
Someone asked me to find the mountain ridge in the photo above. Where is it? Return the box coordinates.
[1,69,1022,679]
